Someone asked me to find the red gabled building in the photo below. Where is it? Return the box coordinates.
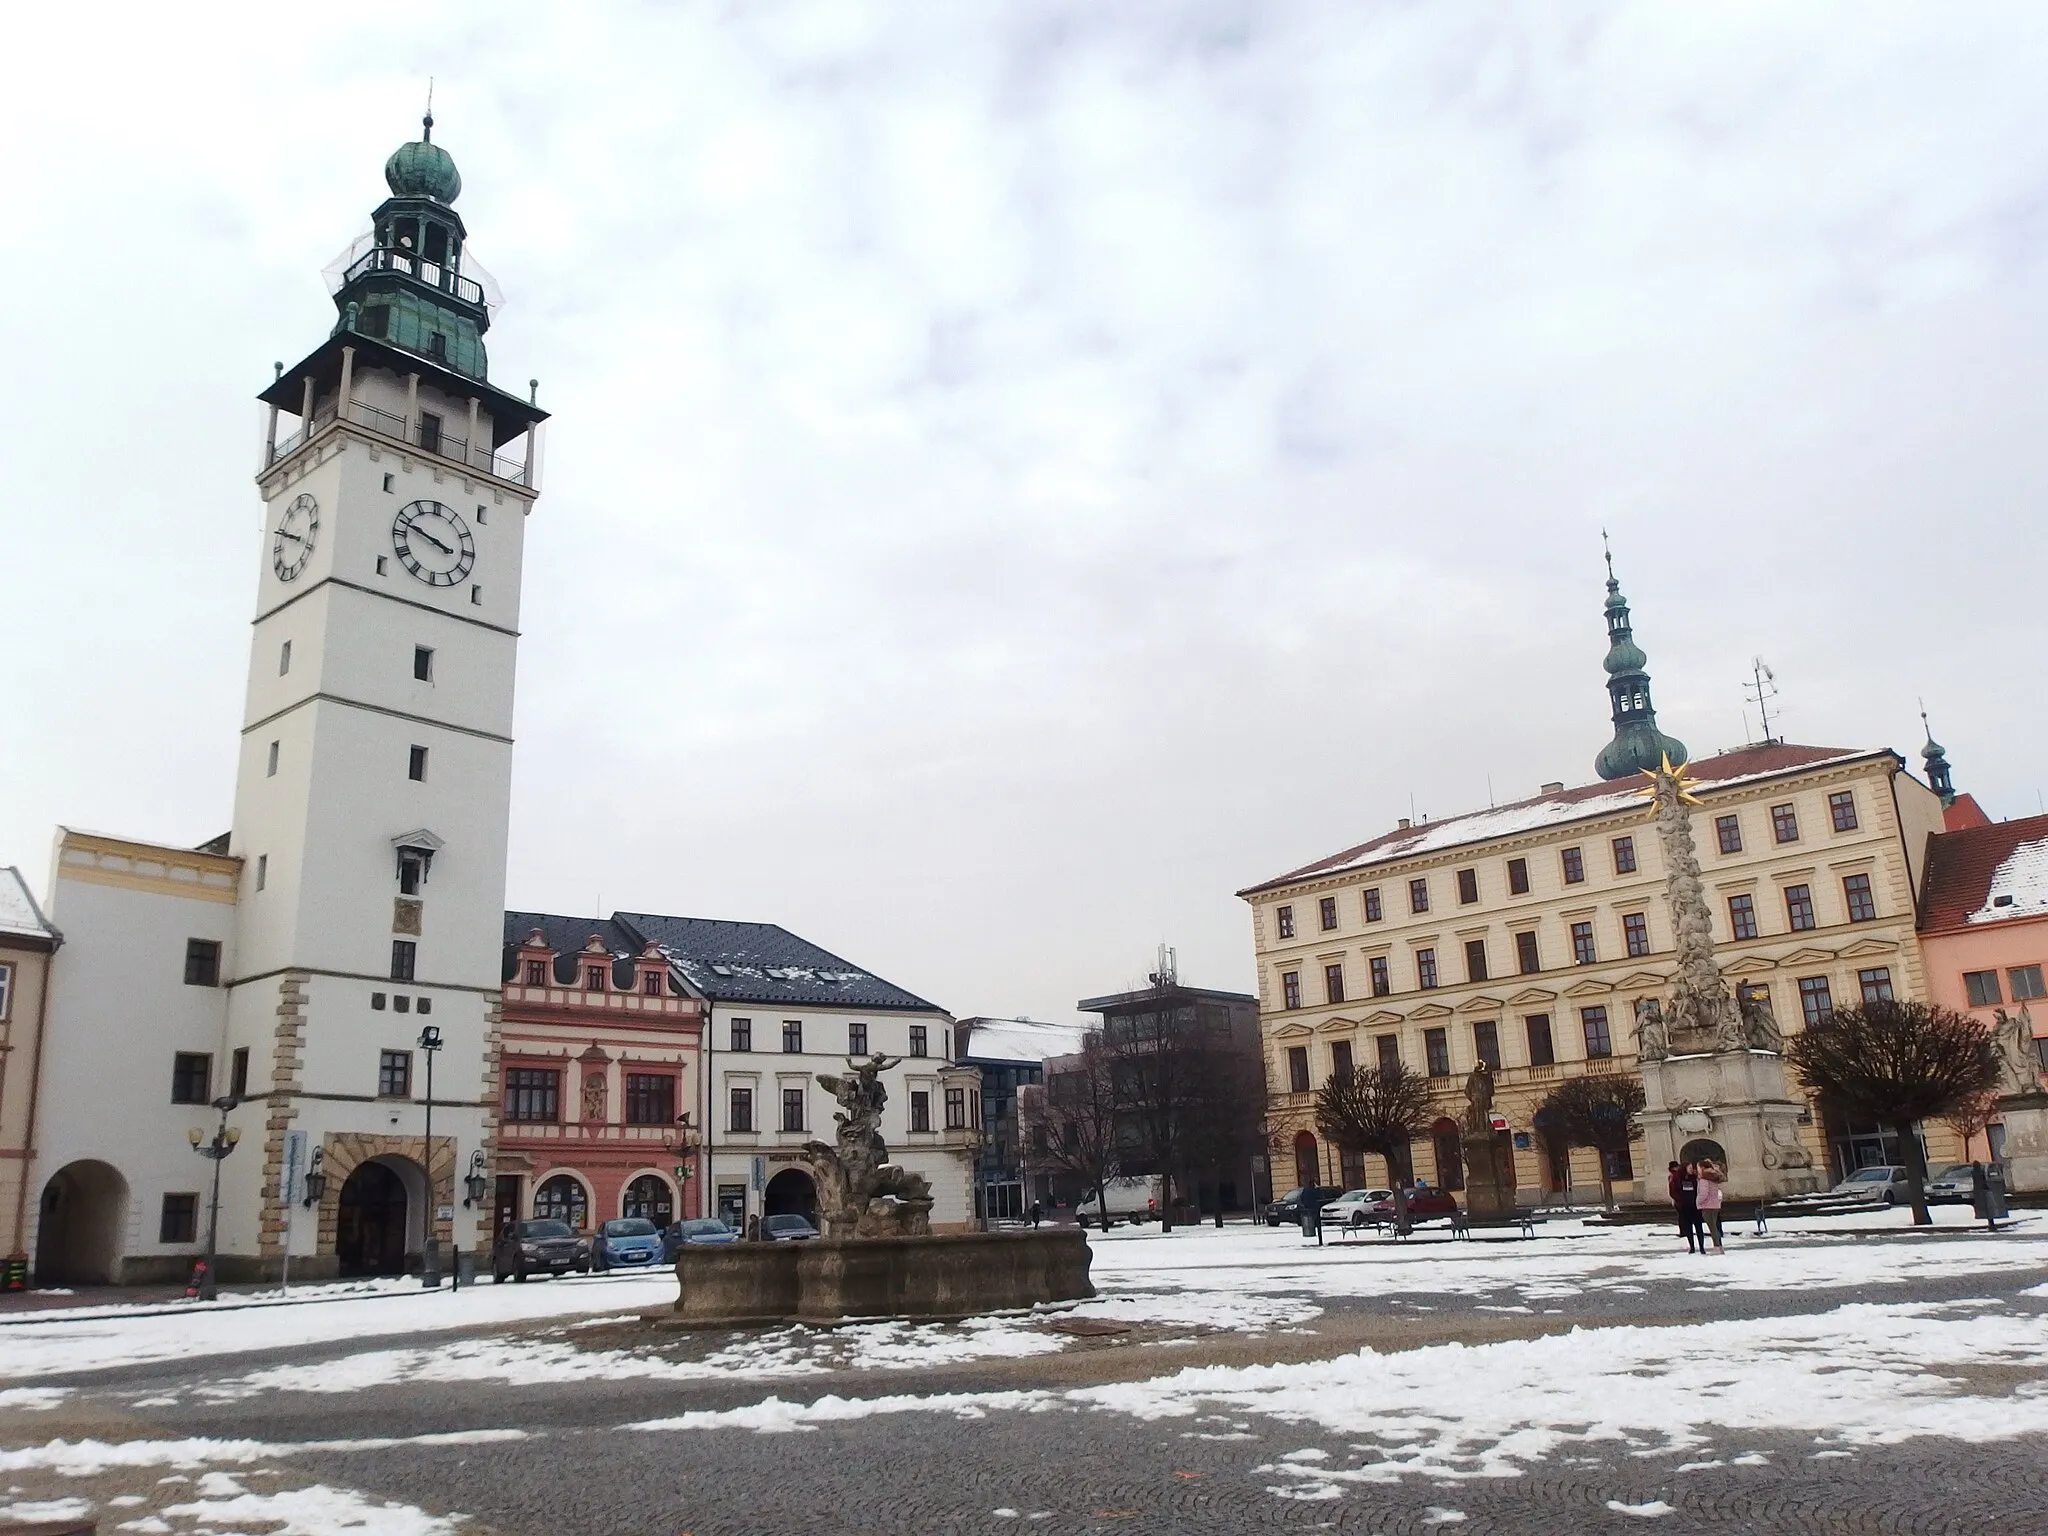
[492,917,705,1237]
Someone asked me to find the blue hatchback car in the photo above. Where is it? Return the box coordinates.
[590,1217,666,1272]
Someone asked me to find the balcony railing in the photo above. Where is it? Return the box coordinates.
[267,397,533,486]
[342,245,487,306]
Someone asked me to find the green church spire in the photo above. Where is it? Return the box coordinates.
[1919,706,1956,806]
[1593,541,1688,781]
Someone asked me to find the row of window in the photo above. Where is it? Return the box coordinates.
[724,1018,936,1057]
[1273,793,1864,941]
[277,641,440,682]
[723,1083,968,1134]
[1964,965,2048,1007]
[1276,874,1882,1009]
[1280,968,1900,1091]
[502,1067,680,1125]
[518,957,669,996]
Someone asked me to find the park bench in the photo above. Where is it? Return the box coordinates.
[1448,1208,1537,1239]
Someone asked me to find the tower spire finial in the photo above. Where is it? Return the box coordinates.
[423,78,435,141]
[1602,527,1614,584]
[1918,698,1956,806]
[1592,542,1687,781]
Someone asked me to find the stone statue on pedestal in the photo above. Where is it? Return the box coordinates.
[1737,983,1782,1053]
[1634,998,1669,1063]
[1995,1007,2043,1098]
[1646,760,1742,1054]
[803,1053,935,1239]
[1462,1060,1496,1132]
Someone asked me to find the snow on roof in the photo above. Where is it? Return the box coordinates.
[0,868,56,942]
[962,1017,1089,1065]
[1968,838,2048,926]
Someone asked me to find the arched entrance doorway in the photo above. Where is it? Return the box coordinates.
[622,1174,674,1226]
[1292,1131,1319,1190]
[336,1159,415,1276]
[764,1168,817,1223]
[35,1161,128,1285]
[1430,1117,1465,1192]
[1679,1138,1727,1168]
[534,1174,589,1230]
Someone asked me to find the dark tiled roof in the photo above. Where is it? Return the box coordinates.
[502,910,645,988]
[613,912,942,1013]
[1919,814,2048,933]
[1240,742,1885,897]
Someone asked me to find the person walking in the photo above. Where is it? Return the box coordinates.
[1696,1158,1726,1252]
[1666,1161,1686,1246]
[1674,1160,1703,1253]
[1029,1201,1043,1229]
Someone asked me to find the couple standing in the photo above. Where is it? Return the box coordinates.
[1667,1157,1726,1253]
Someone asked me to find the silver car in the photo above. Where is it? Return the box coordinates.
[1924,1163,1979,1205]
[1829,1165,1913,1205]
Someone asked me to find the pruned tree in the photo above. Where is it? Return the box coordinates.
[1940,1086,2004,1162]
[1024,1035,1122,1232]
[1315,1064,1433,1228]
[1534,1075,1646,1210]
[1784,1000,2000,1225]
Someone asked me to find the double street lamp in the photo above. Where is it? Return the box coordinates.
[187,1095,242,1301]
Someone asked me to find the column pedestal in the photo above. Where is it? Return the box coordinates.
[1997,1093,2048,1192]
[1640,1049,1821,1201]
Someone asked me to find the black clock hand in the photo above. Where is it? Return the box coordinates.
[276,531,302,544]
[412,526,456,556]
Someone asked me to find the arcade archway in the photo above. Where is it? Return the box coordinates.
[35,1160,128,1286]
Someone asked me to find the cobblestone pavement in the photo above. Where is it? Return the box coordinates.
[6,1243,2048,1533]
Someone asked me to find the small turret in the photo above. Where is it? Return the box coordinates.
[1920,708,1956,807]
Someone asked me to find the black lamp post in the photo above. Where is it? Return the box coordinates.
[188,1094,242,1301]
[418,1024,442,1288]
[669,1113,701,1221]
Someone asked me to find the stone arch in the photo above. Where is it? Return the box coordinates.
[1292,1130,1319,1191]
[763,1167,817,1223]
[534,1171,590,1229]
[1679,1138,1727,1168]
[314,1132,456,1267]
[336,1155,423,1276]
[621,1171,675,1226]
[35,1160,129,1286]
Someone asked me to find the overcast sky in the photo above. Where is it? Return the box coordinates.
[4,5,2046,1026]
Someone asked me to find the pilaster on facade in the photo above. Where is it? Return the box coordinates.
[257,970,311,1256]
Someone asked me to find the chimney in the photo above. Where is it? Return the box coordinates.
[1397,817,1411,830]
[1541,782,1564,795]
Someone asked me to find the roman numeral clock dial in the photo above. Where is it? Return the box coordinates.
[391,499,476,587]
[271,492,319,581]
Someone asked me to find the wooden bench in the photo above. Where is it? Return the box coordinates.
[1448,1208,1537,1239]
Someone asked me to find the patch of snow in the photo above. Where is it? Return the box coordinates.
[0,1498,91,1521]
[1967,838,2048,924]
[0,1428,527,1477]
[164,1483,461,1535]
[1607,1499,1676,1517]
[1422,1510,1467,1525]
[0,1389,68,1411]
[117,1519,171,1534]
[627,1388,1052,1434]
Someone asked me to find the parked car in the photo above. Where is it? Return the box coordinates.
[1264,1186,1346,1227]
[663,1217,739,1260]
[491,1219,591,1283]
[1924,1164,1980,1205]
[761,1213,820,1241]
[1367,1187,1460,1219]
[1318,1189,1396,1229]
[1076,1177,1161,1226]
[590,1217,666,1272]
[1829,1165,1913,1205]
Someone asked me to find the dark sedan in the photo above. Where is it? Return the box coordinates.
[1368,1187,1459,1219]
[663,1217,739,1260]
[1264,1186,1345,1227]
[491,1219,590,1283]
[761,1214,820,1241]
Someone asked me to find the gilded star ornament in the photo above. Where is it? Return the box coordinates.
[1637,752,1703,806]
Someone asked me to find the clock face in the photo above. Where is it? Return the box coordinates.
[391,500,476,587]
[271,492,319,581]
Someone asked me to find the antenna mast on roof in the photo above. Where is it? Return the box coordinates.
[1744,657,1779,745]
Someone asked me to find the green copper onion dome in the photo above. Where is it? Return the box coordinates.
[384,113,461,205]
[1593,545,1687,781]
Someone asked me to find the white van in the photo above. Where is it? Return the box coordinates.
[1075,1176,1160,1225]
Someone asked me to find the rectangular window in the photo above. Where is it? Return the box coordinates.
[184,939,222,988]
[584,964,607,991]
[730,1018,752,1052]
[1515,930,1541,975]
[1409,878,1430,914]
[0,963,10,1021]
[1771,803,1800,844]
[909,1024,929,1056]
[1506,858,1530,896]
[267,740,279,777]
[390,939,416,982]
[1369,956,1391,997]
[1785,884,1816,932]
[229,1047,249,1100]
[1525,1013,1555,1067]
[1424,1027,1451,1078]
[1581,1007,1612,1059]
[1319,896,1339,931]
[418,410,442,452]
[1716,814,1743,854]
[523,960,546,985]
[1728,893,1759,941]
[729,1086,755,1132]
[1456,869,1479,905]
[1472,1020,1501,1071]
[1286,1046,1311,1094]
[911,1090,932,1132]
[1611,836,1638,875]
[1363,888,1383,923]
[376,556,388,575]
[1330,1040,1354,1078]
[1281,971,1302,1009]
[394,995,410,1014]
[2011,965,2048,1002]
[1276,905,1294,939]
[1417,948,1438,989]
[780,1088,806,1132]
[782,1020,803,1053]
[1561,847,1586,885]
[159,1194,199,1245]
[625,1073,676,1126]
[1623,912,1651,957]
[1798,976,1834,1027]
[1571,921,1596,965]
[1375,1034,1401,1073]
[1858,968,1894,1004]
[408,745,428,782]
[279,640,292,675]
[171,1052,212,1104]
[642,971,663,995]
[945,1087,967,1129]
[1324,963,1345,1004]
[1829,791,1859,832]
[378,1050,412,1098]
[1464,939,1488,982]
[413,645,434,681]
[505,1067,561,1123]
[1843,873,1876,923]
[848,1022,869,1055]
[471,585,482,606]
[255,854,267,892]
[1965,970,2004,1007]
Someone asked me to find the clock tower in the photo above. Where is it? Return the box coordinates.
[222,115,547,1275]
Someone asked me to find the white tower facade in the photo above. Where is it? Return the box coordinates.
[218,116,546,1275]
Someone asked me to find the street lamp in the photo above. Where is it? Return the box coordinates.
[188,1094,242,1301]
[462,1149,490,1209]
[418,1024,442,1289]
[669,1113,701,1219]
[301,1147,326,1209]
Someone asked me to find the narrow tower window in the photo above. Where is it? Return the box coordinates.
[255,854,268,891]
[413,646,434,681]
[279,640,292,675]
[408,745,428,782]
[266,741,279,777]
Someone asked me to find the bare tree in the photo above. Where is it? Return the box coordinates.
[1024,1035,1122,1232]
[1179,1035,1267,1227]
[1784,1001,2001,1226]
[1108,986,1199,1232]
[1315,1064,1433,1229]
[1941,1087,2004,1162]
[1534,1076,1645,1210]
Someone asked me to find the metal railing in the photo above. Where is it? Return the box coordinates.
[266,397,534,487]
[342,245,486,306]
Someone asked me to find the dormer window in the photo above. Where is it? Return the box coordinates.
[523,960,547,986]
[641,972,663,996]
[584,965,607,992]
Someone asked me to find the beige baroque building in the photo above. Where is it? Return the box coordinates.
[0,869,61,1280]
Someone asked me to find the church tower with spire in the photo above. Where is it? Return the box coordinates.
[1593,547,1688,781]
